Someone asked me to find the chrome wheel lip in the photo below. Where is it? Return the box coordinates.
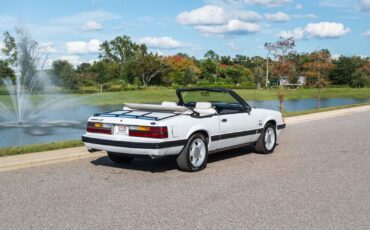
[264,127,276,151]
[189,138,206,168]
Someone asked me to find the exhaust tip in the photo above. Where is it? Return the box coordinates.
[88,148,100,153]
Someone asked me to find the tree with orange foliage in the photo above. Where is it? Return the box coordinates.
[264,37,296,83]
[163,55,200,74]
[303,49,334,108]
[351,60,370,87]
[264,37,296,112]
[163,54,200,85]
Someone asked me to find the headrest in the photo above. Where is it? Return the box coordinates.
[195,102,212,109]
[161,101,177,107]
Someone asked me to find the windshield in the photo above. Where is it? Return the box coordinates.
[179,89,246,114]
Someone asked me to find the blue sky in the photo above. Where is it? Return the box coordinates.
[0,0,370,66]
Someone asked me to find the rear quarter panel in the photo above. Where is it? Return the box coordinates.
[166,115,219,151]
[251,108,285,141]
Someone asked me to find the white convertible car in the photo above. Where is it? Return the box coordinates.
[82,88,286,172]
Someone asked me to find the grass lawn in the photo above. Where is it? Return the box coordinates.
[1,87,370,108]
[0,140,83,157]
[79,87,370,106]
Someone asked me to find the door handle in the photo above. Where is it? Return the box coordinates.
[221,118,227,122]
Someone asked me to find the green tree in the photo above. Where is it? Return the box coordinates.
[351,61,370,87]
[99,35,147,63]
[2,31,17,65]
[200,50,220,82]
[0,60,16,83]
[100,35,147,84]
[76,63,92,74]
[220,56,232,65]
[129,53,169,87]
[204,50,219,62]
[329,56,364,85]
[51,60,77,90]
[200,59,217,82]
[89,60,120,84]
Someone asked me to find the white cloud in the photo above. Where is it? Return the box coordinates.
[177,5,262,26]
[363,29,370,36]
[39,42,58,54]
[177,5,262,37]
[54,10,120,25]
[361,0,370,11]
[279,22,350,39]
[66,39,101,54]
[228,42,242,51]
[83,20,102,31]
[292,14,318,19]
[234,10,263,22]
[278,28,305,39]
[43,58,54,69]
[196,19,260,35]
[331,54,341,60]
[59,55,82,66]
[0,15,18,30]
[243,0,292,7]
[264,12,291,22]
[295,3,303,9]
[304,14,318,19]
[139,37,184,49]
[177,5,228,25]
[305,22,350,38]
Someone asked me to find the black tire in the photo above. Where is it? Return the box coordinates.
[176,133,208,172]
[107,152,133,164]
[255,123,277,154]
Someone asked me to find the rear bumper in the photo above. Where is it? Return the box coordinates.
[82,135,186,156]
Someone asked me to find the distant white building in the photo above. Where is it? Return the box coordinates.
[279,76,306,87]
[297,76,306,85]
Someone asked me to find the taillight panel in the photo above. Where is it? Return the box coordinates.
[129,126,168,139]
[87,122,168,139]
[87,122,113,134]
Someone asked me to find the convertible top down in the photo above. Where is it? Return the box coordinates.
[82,88,286,172]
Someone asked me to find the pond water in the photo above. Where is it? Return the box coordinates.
[0,97,369,148]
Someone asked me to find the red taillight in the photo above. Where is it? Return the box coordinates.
[129,126,168,139]
[87,122,112,134]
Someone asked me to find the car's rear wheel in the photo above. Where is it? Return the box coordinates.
[176,133,208,172]
[255,123,277,154]
[107,152,133,164]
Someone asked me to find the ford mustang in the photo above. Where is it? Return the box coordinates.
[82,88,286,172]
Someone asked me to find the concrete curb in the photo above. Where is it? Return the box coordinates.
[0,147,105,172]
[284,105,370,125]
[0,105,369,172]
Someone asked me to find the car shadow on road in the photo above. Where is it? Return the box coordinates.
[90,145,258,173]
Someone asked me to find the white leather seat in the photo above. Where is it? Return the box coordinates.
[194,102,217,116]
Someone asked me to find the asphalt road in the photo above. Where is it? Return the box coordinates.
[1,111,370,230]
